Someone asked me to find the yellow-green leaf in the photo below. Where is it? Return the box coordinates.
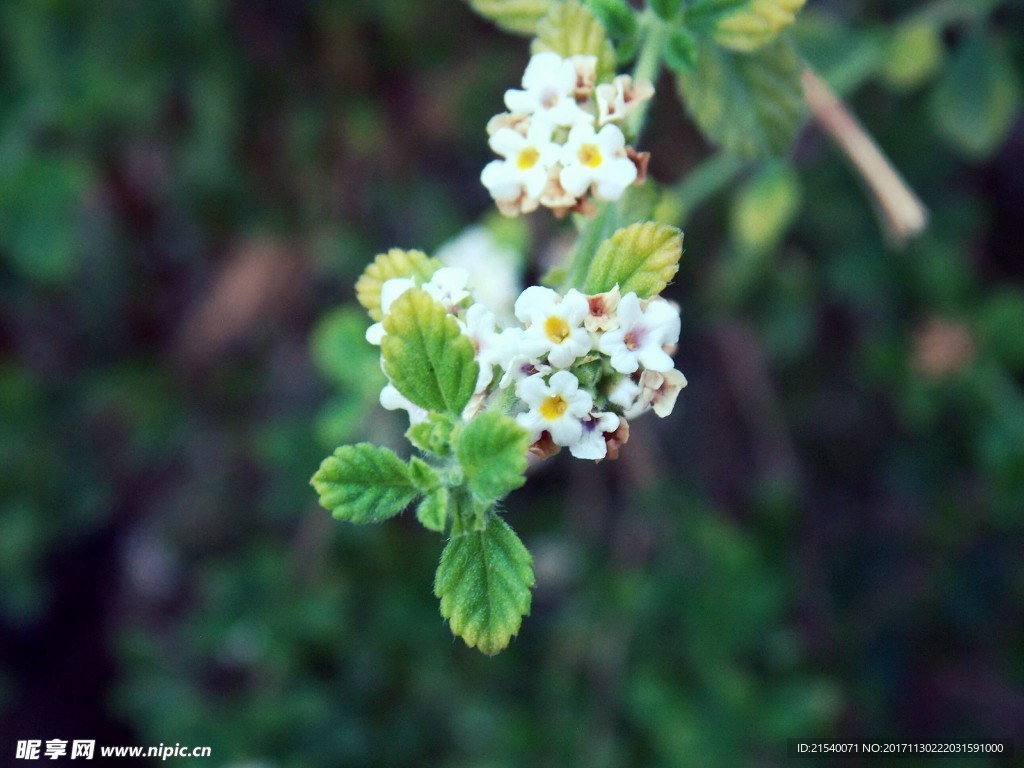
[730,160,801,254]
[687,0,806,53]
[355,248,442,321]
[880,23,943,92]
[417,487,450,533]
[435,515,535,655]
[456,412,530,503]
[381,289,479,415]
[311,444,418,523]
[676,38,805,158]
[532,0,616,82]
[463,0,553,35]
[583,222,683,298]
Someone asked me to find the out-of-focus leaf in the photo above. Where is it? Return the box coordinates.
[880,23,943,92]
[463,0,553,35]
[686,0,806,52]
[676,38,805,157]
[663,26,699,73]
[730,160,801,253]
[533,0,616,81]
[929,31,1022,160]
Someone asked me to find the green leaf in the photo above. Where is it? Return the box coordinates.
[0,153,90,285]
[381,289,479,415]
[310,306,384,388]
[663,26,699,73]
[463,0,553,35]
[409,456,441,493]
[880,23,943,92]
[435,515,535,655]
[355,248,442,321]
[406,413,458,456]
[533,0,617,82]
[648,0,684,22]
[417,487,450,533]
[587,0,638,40]
[730,160,801,253]
[311,444,419,523]
[676,38,805,158]
[456,413,530,503]
[687,0,805,52]
[929,31,1021,160]
[583,222,683,297]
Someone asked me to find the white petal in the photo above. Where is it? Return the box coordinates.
[611,349,640,374]
[559,164,592,197]
[549,369,580,396]
[569,429,606,460]
[638,347,674,372]
[522,52,565,90]
[514,285,560,324]
[515,372,550,405]
[548,417,583,446]
[522,166,548,199]
[489,127,526,158]
[597,124,626,154]
[504,88,535,114]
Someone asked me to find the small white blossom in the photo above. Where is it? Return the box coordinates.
[461,303,503,391]
[596,75,655,126]
[380,383,428,425]
[514,286,592,368]
[569,410,620,460]
[559,123,637,201]
[599,293,680,374]
[639,368,687,417]
[516,371,593,445]
[365,277,416,345]
[607,375,647,419]
[423,266,471,310]
[504,52,593,128]
[481,120,561,205]
[435,226,521,322]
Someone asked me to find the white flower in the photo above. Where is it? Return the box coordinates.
[638,368,687,417]
[503,52,593,127]
[514,285,592,368]
[481,120,561,205]
[607,375,646,419]
[559,123,637,201]
[598,293,680,374]
[569,410,620,460]
[423,266,471,310]
[379,383,428,425]
[596,75,655,126]
[515,371,593,445]
[435,226,521,323]
[461,303,502,391]
[365,277,416,345]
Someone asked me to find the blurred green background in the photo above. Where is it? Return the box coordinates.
[1,1,1022,766]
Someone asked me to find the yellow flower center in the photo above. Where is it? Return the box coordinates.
[517,147,540,170]
[577,143,602,168]
[544,315,570,343]
[540,394,569,420]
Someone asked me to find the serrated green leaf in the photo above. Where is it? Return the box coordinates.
[456,413,530,503]
[381,289,479,415]
[929,31,1021,160]
[730,160,801,253]
[435,515,535,655]
[464,0,553,34]
[417,487,449,533]
[355,248,442,321]
[676,38,804,158]
[311,444,418,523]
[583,222,683,297]
[533,0,617,82]
[687,0,805,52]
[406,413,458,456]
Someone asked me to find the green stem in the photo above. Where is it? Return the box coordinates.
[627,11,667,140]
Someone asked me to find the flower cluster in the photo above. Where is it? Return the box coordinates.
[369,267,686,462]
[481,52,654,217]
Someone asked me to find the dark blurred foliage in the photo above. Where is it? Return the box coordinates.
[1,1,1022,766]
